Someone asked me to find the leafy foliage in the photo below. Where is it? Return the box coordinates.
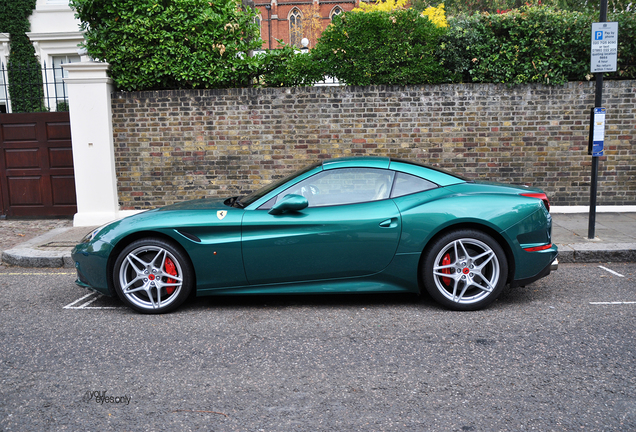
[353,0,409,13]
[256,42,323,87]
[0,0,47,112]
[67,1,636,90]
[305,2,324,48]
[440,6,635,85]
[308,9,447,86]
[424,0,633,16]
[611,11,636,79]
[421,4,448,28]
[69,0,262,91]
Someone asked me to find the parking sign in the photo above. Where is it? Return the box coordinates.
[591,22,618,73]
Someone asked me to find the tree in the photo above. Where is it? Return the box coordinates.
[353,0,409,13]
[305,2,324,48]
[70,0,263,91]
[0,0,46,113]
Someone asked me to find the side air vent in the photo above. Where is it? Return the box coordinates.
[176,230,201,243]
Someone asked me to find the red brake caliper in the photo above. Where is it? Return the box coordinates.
[441,253,452,286]
[165,258,178,295]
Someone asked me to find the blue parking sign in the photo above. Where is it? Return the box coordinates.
[595,31,603,40]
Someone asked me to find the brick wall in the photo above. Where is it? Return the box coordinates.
[111,81,636,209]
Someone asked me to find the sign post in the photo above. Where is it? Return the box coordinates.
[587,0,617,240]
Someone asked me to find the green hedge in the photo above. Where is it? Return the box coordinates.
[69,2,636,90]
[0,0,47,112]
[307,9,447,86]
[271,6,635,87]
[70,0,262,91]
[439,6,636,85]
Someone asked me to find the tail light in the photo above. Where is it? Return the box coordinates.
[523,243,553,252]
[521,192,550,212]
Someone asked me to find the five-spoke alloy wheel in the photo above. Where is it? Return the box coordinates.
[423,230,508,311]
[113,238,193,313]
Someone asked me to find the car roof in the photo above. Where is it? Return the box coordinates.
[321,156,466,186]
[322,156,390,170]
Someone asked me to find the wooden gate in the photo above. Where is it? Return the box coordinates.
[0,112,76,217]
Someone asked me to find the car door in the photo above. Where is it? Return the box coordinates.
[241,168,402,285]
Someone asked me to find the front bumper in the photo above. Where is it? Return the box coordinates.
[71,241,113,296]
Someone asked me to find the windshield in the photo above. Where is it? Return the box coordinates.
[238,162,321,207]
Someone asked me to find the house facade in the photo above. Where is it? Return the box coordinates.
[254,0,362,49]
[0,0,84,113]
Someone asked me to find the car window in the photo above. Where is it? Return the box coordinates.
[277,168,395,207]
[239,162,321,207]
[390,172,437,198]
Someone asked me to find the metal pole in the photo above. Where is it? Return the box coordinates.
[588,0,608,239]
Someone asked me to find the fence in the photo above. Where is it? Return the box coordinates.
[0,61,71,114]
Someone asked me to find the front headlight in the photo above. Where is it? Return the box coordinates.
[80,223,111,243]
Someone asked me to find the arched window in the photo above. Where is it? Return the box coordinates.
[330,6,343,20]
[289,8,303,48]
[255,14,262,38]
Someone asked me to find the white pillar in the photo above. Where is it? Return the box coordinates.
[63,61,121,227]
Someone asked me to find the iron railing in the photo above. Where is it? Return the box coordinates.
[0,61,71,114]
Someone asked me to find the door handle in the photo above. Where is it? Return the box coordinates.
[379,218,398,228]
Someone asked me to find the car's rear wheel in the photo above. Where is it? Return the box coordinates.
[423,230,508,311]
[113,238,193,314]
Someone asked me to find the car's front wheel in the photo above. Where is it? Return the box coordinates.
[423,230,508,311]
[113,238,193,314]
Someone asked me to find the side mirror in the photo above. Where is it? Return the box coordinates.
[268,194,308,215]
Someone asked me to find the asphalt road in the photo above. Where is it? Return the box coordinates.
[1,263,635,431]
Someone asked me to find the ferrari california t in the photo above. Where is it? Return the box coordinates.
[72,157,558,313]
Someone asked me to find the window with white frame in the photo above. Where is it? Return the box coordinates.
[48,54,80,110]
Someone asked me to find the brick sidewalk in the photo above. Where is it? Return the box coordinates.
[0,219,72,253]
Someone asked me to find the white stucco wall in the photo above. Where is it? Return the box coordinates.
[30,0,82,33]
[28,0,85,60]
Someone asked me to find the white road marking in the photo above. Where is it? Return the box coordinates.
[598,266,625,277]
[589,301,636,305]
[63,293,95,308]
[64,292,122,310]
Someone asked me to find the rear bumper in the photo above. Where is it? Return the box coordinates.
[510,253,558,288]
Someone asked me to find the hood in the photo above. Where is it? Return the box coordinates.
[157,197,231,211]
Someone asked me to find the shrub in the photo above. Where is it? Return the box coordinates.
[70,0,262,91]
[0,0,47,112]
[441,6,593,85]
[309,9,447,86]
[610,11,636,80]
[441,7,636,85]
[256,42,324,87]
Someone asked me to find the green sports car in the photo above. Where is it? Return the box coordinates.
[72,157,558,313]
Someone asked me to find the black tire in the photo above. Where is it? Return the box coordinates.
[112,238,194,314]
[423,229,508,311]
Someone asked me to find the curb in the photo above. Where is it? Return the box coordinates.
[1,228,76,268]
[556,243,636,264]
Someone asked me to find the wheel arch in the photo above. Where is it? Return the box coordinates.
[416,221,516,290]
[106,230,197,297]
